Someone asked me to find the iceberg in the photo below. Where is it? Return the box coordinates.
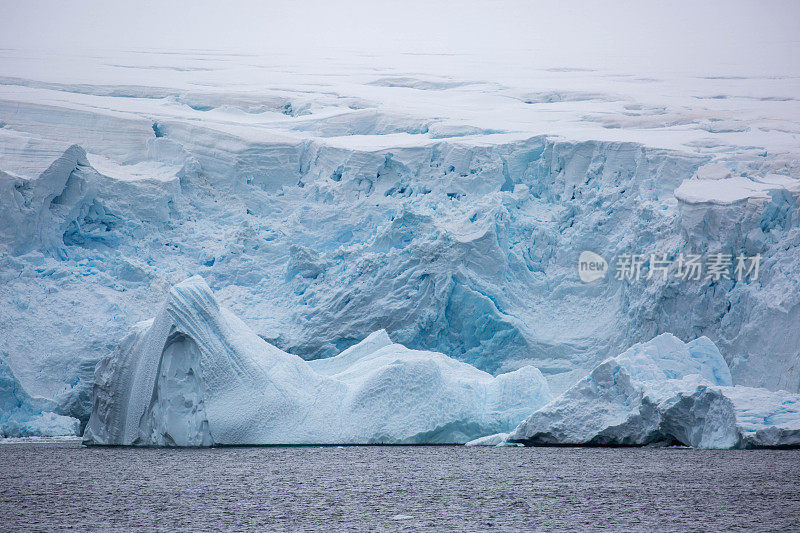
[83,276,552,445]
[0,357,80,438]
[507,334,800,449]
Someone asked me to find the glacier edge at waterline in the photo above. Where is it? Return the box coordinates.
[0,357,79,438]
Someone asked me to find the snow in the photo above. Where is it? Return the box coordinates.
[83,276,552,445]
[464,433,516,447]
[507,334,800,449]
[85,154,183,183]
[0,1,799,431]
[674,175,800,205]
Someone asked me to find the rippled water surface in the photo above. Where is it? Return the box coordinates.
[1,441,799,531]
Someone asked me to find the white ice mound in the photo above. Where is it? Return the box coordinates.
[464,432,518,447]
[0,358,80,438]
[508,333,800,449]
[83,276,552,445]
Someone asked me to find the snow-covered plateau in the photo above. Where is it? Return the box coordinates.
[0,1,798,444]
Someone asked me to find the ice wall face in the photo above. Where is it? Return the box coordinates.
[0,357,79,438]
[83,276,552,445]
[0,56,799,424]
[669,193,800,393]
[1,113,798,425]
[507,334,800,449]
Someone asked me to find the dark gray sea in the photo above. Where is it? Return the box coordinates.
[1,440,798,532]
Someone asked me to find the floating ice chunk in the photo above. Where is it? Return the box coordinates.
[508,334,800,448]
[652,384,800,449]
[84,276,552,446]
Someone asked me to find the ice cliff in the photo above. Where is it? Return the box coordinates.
[3,121,798,429]
[506,334,800,449]
[83,276,552,445]
[0,50,799,427]
[0,357,79,438]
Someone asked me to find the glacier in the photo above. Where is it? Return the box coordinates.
[2,113,798,430]
[83,276,552,445]
[0,357,79,438]
[0,5,799,434]
[506,334,800,449]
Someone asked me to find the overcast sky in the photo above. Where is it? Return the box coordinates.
[1,1,798,75]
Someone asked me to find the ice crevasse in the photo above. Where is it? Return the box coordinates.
[83,276,553,445]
